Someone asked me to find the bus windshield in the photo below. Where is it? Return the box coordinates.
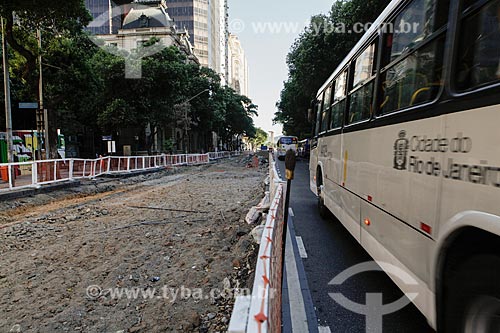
[280,137,297,145]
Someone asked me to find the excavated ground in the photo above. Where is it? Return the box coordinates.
[0,157,267,332]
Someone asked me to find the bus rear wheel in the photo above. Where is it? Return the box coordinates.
[443,255,500,333]
[316,172,328,219]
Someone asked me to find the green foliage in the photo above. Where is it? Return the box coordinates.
[249,128,268,148]
[98,99,136,131]
[163,138,175,152]
[1,0,91,89]
[215,86,258,144]
[275,0,390,138]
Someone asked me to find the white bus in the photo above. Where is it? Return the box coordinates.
[309,0,500,331]
[276,136,298,160]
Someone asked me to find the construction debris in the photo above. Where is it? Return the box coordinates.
[0,157,265,332]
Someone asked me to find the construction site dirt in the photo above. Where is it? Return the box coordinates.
[0,156,267,332]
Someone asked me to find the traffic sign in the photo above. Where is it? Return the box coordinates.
[19,102,38,109]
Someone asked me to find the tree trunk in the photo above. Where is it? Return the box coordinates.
[5,13,37,88]
[48,109,59,159]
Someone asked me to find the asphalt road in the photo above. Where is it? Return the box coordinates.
[276,157,434,333]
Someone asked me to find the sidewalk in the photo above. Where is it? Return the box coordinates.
[0,179,82,201]
[282,208,319,333]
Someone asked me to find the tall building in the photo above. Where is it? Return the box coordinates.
[85,0,123,34]
[86,0,228,77]
[164,0,226,74]
[95,2,198,64]
[228,33,249,97]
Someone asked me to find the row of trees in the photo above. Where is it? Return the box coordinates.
[274,0,390,138]
[0,0,258,157]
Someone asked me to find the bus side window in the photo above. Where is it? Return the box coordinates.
[380,37,445,113]
[379,0,448,114]
[331,100,346,129]
[348,43,377,124]
[322,84,332,132]
[330,70,347,129]
[315,96,323,137]
[456,0,500,91]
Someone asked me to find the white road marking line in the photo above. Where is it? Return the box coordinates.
[289,208,295,217]
[285,229,309,332]
[318,326,332,333]
[295,236,308,259]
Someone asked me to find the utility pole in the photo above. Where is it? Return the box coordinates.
[1,17,14,165]
[37,29,49,160]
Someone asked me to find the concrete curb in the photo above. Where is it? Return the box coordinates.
[282,211,319,333]
[0,180,82,201]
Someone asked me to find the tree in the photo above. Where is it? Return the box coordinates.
[43,33,103,136]
[275,0,390,138]
[183,66,223,152]
[89,42,258,153]
[210,86,257,150]
[0,0,91,158]
[249,128,268,150]
[0,0,90,85]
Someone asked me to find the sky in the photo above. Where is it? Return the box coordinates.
[229,0,334,138]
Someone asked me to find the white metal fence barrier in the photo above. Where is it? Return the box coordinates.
[229,153,286,333]
[208,151,242,160]
[0,152,237,193]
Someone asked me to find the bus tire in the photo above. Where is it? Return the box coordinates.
[443,254,500,333]
[316,171,328,219]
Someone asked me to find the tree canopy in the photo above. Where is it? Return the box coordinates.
[275,0,390,138]
[1,0,91,90]
[249,128,268,150]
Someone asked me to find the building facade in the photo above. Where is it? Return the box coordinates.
[164,0,226,76]
[86,0,229,82]
[228,33,249,96]
[164,0,209,67]
[96,2,198,62]
[85,0,123,34]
